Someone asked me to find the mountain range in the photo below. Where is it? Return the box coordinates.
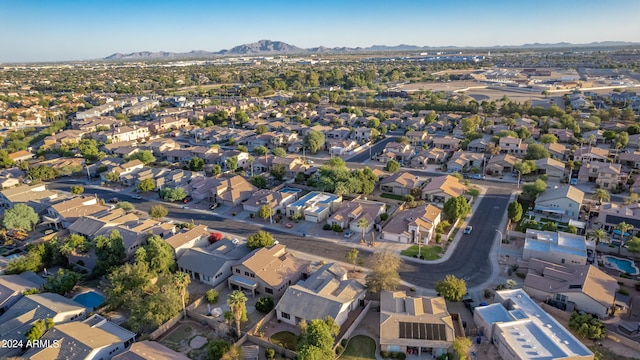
[104,39,639,60]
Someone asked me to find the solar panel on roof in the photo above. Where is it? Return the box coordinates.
[399,322,447,341]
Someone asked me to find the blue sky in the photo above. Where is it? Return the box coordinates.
[1,0,639,62]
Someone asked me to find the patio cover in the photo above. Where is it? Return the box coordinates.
[534,205,565,214]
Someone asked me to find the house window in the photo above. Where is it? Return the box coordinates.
[235,269,240,274]
[555,294,567,302]
[245,271,250,276]
[281,312,290,319]
[388,346,400,352]
[265,288,273,294]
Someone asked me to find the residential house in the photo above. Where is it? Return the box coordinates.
[382,204,442,244]
[379,172,423,196]
[98,219,174,261]
[113,340,190,360]
[211,175,258,206]
[44,196,109,229]
[618,151,640,169]
[548,128,576,143]
[577,162,622,190]
[0,183,58,209]
[380,291,456,358]
[582,130,605,145]
[523,259,618,318]
[431,136,461,151]
[523,229,591,266]
[486,154,518,176]
[165,149,193,164]
[410,148,447,168]
[72,116,123,132]
[276,263,366,327]
[327,139,359,156]
[379,142,415,164]
[242,189,297,214]
[144,139,179,157]
[0,274,42,315]
[473,289,593,360]
[67,209,137,240]
[23,314,136,360]
[405,131,430,147]
[177,240,252,287]
[327,199,385,234]
[104,159,145,182]
[498,136,527,155]
[350,127,374,141]
[326,127,352,139]
[446,152,484,173]
[148,117,189,134]
[0,293,86,358]
[8,150,34,163]
[573,146,609,163]
[93,125,150,144]
[534,157,566,180]
[596,202,640,233]
[534,185,584,220]
[544,142,569,160]
[286,191,342,223]
[422,175,466,203]
[43,129,87,148]
[466,138,490,153]
[165,224,210,257]
[228,244,309,299]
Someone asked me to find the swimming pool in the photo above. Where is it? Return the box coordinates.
[603,256,639,275]
[73,291,105,310]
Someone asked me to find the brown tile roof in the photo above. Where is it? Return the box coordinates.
[422,175,466,198]
[165,224,209,249]
[239,244,309,287]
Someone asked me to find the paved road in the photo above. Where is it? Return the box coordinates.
[49,179,511,288]
[346,137,396,163]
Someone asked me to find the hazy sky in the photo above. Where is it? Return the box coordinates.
[1,0,639,63]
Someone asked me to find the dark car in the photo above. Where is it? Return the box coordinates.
[183,196,193,203]
[109,197,119,204]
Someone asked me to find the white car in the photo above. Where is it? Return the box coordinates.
[131,194,142,200]
[463,226,473,234]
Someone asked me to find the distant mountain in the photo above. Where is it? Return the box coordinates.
[103,40,640,60]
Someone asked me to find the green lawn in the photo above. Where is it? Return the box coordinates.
[270,331,298,350]
[401,245,442,260]
[380,193,405,201]
[339,335,376,360]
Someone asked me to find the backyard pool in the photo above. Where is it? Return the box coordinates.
[73,291,105,310]
[603,256,639,275]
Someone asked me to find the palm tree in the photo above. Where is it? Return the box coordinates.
[587,229,607,246]
[592,189,610,204]
[357,218,369,244]
[173,271,191,318]
[227,290,248,337]
[615,222,634,255]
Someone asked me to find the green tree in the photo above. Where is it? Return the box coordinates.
[29,165,58,181]
[255,125,269,135]
[221,346,243,360]
[117,201,135,211]
[255,296,274,313]
[615,222,634,255]
[61,233,91,255]
[159,187,187,201]
[189,157,205,171]
[304,130,325,154]
[253,145,268,156]
[127,273,183,333]
[43,268,80,295]
[208,340,233,360]
[0,150,15,168]
[105,261,153,309]
[587,228,607,246]
[540,134,558,144]
[127,150,155,164]
[25,318,54,342]
[626,237,640,260]
[508,201,523,223]
[521,179,547,199]
[105,170,120,183]
[453,337,473,360]
[226,156,238,172]
[592,188,610,204]
[137,178,155,192]
[247,231,275,249]
[143,234,176,274]
[443,196,471,221]
[515,160,537,176]
[345,248,359,269]
[297,317,339,360]
[326,157,346,168]
[435,274,467,302]
[93,230,126,276]
[257,205,274,222]
[250,175,267,189]
[365,250,401,292]
[357,218,369,244]
[227,290,248,337]
[384,159,400,173]
[524,144,550,160]
[270,163,286,181]
[71,185,84,195]
[211,164,222,176]
[173,271,191,318]
[272,147,287,157]
[3,203,39,231]
[568,312,606,341]
[149,204,168,220]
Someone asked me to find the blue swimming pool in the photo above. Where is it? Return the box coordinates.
[73,291,105,309]
[603,256,639,275]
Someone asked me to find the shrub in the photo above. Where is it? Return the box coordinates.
[617,287,630,296]
[332,224,343,232]
[335,345,344,355]
[391,352,398,358]
[397,353,406,360]
[206,289,219,304]
[255,296,274,313]
[250,213,255,218]
[323,224,331,230]
[380,213,389,221]
[341,338,348,347]
[265,348,275,359]
[380,350,389,358]
[435,234,442,244]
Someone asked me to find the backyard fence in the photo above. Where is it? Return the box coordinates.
[334,300,375,350]
[148,312,183,340]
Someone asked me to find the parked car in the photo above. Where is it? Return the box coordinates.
[463,226,473,234]
[344,230,354,238]
[131,194,142,200]
[471,174,485,180]
[183,196,193,203]
[109,197,119,203]
[210,203,219,210]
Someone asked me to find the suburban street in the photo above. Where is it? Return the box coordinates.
[48,177,512,289]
